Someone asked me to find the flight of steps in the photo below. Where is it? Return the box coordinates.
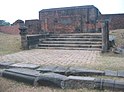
[38,33,102,50]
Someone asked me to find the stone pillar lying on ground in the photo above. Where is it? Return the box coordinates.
[63,76,95,89]
[2,68,41,86]
[19,26,28,50]
[94,78,124,91]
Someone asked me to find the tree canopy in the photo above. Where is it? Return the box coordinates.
[0,20,10,26]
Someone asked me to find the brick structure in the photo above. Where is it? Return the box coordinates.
[25,6,124,34]
[0,20,24,35]
[39,5,101,33]
[0,25,20,35]
[25,19,41,34]
[1,5,124,35]
[102,14,124,30]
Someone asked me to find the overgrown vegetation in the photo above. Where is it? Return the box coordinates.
[0,20,10,26]
[0,32,21,55]
[110,29,124,46]
[94,29,124,71]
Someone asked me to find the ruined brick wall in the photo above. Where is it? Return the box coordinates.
[39,5,101,33]
[102,14,124,30]
[25,19,41,34]
[0,25,20,35]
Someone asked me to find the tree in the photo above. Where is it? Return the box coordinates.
[0,20,10,26]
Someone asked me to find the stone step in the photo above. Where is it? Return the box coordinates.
[38,47,102,51]
[50,35,102,38]
[45,38,102,41]
[38,44,102,48]
[53,33,102,36]
[42,41,102,44]
[38,33,102,50]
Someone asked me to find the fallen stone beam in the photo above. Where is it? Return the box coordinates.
[52,66,70,75]
[0,61,15,68]
[1,68,124,91]
[105,70,124,78]
[118,70,124,78]
[36,65,58,73]
[63,76,95,89]
[94,78,124,91]
[37,66,105,76]
[105,70,118,77]
[37,72,68,88]
[62,76,124,91]
[66,67,105,76]
[2,68,41,85]
[37,66,70,75]
[10,63,40,69]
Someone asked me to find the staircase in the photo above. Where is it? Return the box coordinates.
[38,33,102,50]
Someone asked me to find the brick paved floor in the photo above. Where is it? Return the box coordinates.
[0,49,101,67]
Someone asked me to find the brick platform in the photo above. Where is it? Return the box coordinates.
[0,49,100,66]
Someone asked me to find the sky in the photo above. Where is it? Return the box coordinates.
[0,0,124,24]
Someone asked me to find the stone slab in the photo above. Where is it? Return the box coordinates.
[2,68,41,85]
[37,72,68,88]
[103,79,115,90]
[36,65,58,72]
[115,80,124,91]
[67,67,104,76]
[117,70,124,78]
[0,61,15,68]
[4,68,41,77]
[10,63,40,69]
[105,70,118,77]
[94,79,115,90]
[95,78,124,91]
[53,66,70,75]
[63,76,95,89]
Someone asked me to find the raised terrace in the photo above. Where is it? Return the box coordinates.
[20,5,110,52]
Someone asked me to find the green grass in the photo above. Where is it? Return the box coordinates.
[0,32,21,55]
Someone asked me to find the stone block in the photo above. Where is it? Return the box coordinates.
[0,61,15,68]
[105,70,118,77]
[94,79,115,90]
[2,68,41,85]
[63,76,95,89]
[114,80,124,91]
[117,70,124,78]
[36,65,58,73]
[94,78,103,90]
[67,67,104,76]
[103,79,115,90]
[53,66,70,75]
[37,72,68,88]
[4,68,41,76]
[10,63,40,69]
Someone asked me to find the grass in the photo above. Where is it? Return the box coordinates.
[0,30,124,92]
[0,32,21,55]
[110,29,124,46]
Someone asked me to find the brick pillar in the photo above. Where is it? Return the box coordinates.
[102,20,109,53]
[19,26,28,50]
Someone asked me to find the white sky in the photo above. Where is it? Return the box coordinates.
[0,0,124,23]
